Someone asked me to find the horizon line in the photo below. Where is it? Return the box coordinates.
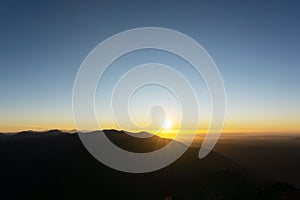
[1,128,300,135]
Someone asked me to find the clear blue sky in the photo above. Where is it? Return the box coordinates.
[1,0,299,132]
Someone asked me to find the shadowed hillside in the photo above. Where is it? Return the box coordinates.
[0,130,299,199]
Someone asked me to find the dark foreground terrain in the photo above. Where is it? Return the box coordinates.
[0,130,299,200]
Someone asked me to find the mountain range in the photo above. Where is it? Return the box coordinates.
[0,130,299,199]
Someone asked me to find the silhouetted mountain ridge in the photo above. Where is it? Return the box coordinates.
[0,129,299,199]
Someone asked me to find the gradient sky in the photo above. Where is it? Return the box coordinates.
[1,0,300,133]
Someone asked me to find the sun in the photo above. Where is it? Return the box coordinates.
[162,119,172,129]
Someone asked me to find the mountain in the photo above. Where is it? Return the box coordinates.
[101,129,190,153]
[0,130,299,199]
[12,129,67,137]
[213,137,300,190]
[252,182,300,200]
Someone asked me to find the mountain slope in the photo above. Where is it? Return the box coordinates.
[0,130,298,199]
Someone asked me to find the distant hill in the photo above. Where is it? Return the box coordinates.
[12,129,68,137]
[0,130,299,199]
[101,129,183,152]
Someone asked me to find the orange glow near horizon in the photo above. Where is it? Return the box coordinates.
[1,126,300,136]
[1,115,299,135]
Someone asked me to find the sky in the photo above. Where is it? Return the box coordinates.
[0,0,300,133]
